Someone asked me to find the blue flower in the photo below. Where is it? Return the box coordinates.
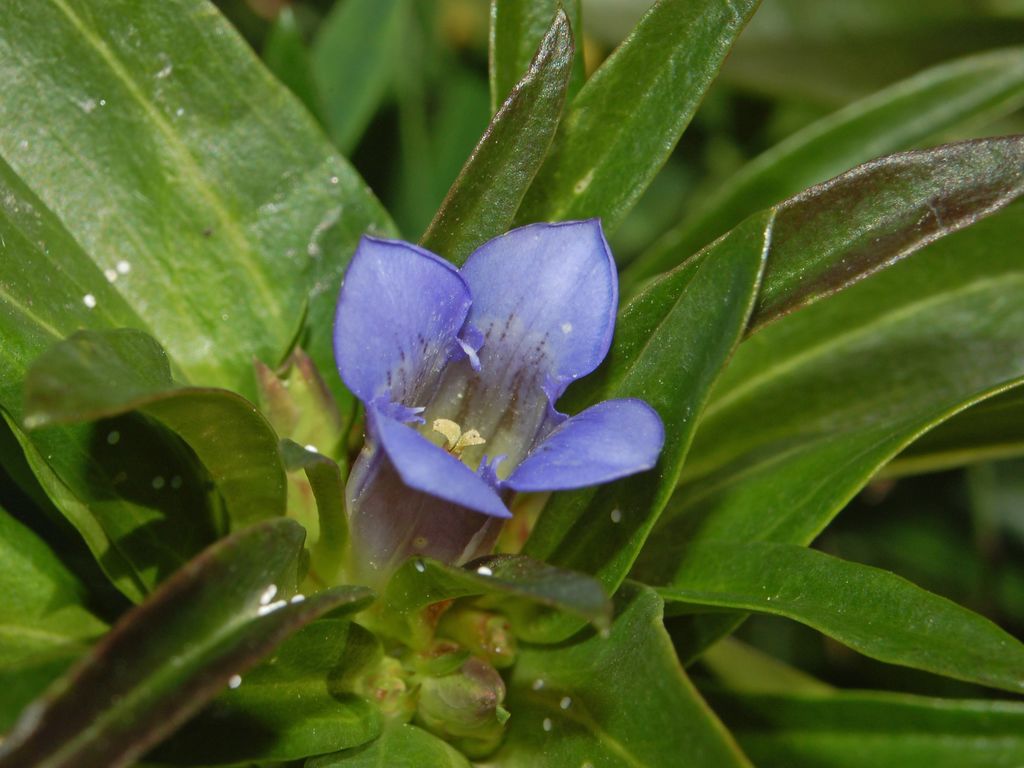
[334,220,664,585]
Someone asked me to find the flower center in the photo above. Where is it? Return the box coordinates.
[432,418,486,458]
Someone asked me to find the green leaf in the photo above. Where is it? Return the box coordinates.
[514,0,760,232]
[887,386,1024,476]
[488,585,751,767]
[421,8,574,264]
[0,518,373,768]
[0,0,393,398]
[659,541,1024,694]
[748,137,1024,326]
[263,6,323,122]
[644,205,1024,568]
[0,504,107,729]
[0,161,223,600]
[312,0,404,154]
[626,48,1024,287]
[154,618,379,764]
[24,329,287,531]
[699,637,834,696]
[2,408,218,602]
[280,439,348,586]
[381,555,611,644]
[489,0,584,113]
[707,688,1024,768]
[523,211,769,630]
[310,724,471,768]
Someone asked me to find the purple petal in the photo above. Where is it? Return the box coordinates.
[334,236,471,405]
[346,446,504,588]
[460,220,617,395]
[371,409,512,519]
[504,399,664,492]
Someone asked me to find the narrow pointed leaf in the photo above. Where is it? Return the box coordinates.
[25,329,287,530]
[627,48,1024,285]
[0,505,107,729]
[310,724,471,768]
[749,136,1024,326]
[0,518,373,768]
[489,0,584,112]
[422,8,574,264]
[488,585,751,768]
[659,541,1024,694]
[523,212,770,636]
[515,0,760,231]
[0,0,393,399]
[707,688,1024,768]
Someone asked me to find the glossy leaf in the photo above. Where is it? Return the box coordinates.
[381,554,611,644]
[888,386,1024,476]
[515,0,760,231]
[489,0,584,112]
[644,206,1024,567]
[24,329,287,530]
[310,724,471,768]
[488,585,751,767]
[748,136,1024,326]
[707,688,1024,768]
[659,541,1024,694]
[1,409,217,602]
[0,505,107,729]
[626,47,1024,286]
[0,0,393,399]
[523,211,770,629]
[312,0,404,154]
[421,8,574,264]
[280,439,348,586]
[154,618,379,764]
[0,518,373,768]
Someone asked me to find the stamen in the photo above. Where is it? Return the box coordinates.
[432,418,486,457]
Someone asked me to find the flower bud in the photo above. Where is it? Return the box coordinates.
[352,655,416,722]
[438,608,517,668]
[416,656,509,757]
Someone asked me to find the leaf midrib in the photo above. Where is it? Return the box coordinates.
[47,0,283,325]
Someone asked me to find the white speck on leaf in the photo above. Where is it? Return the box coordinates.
[82,294,97,309]
[476,565,493,577]
[259,585,278,606]
[116,260,131,274]
[542,718,553,732]
[228,675,242,689]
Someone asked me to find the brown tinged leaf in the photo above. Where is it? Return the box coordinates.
[0,518,373,768]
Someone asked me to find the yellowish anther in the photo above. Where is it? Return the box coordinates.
[432,418,486,457]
